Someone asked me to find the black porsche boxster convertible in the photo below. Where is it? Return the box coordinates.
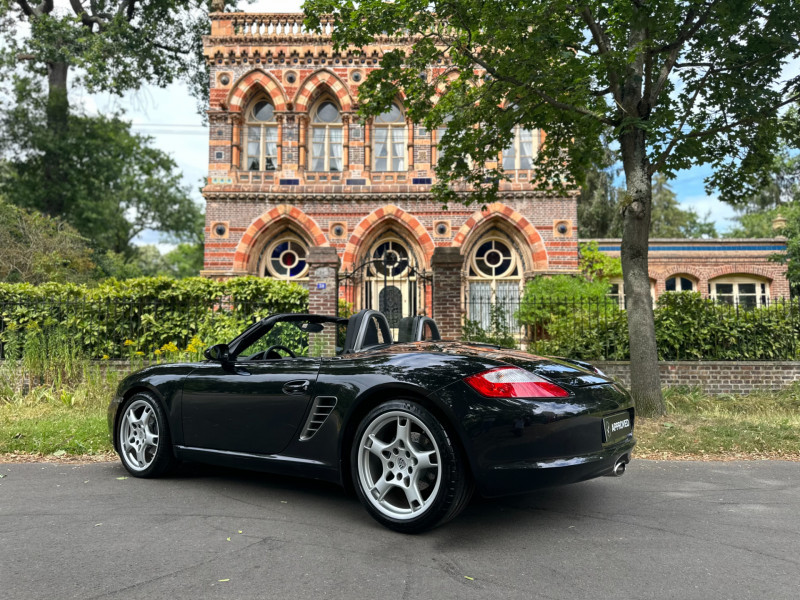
[108,310,635,532]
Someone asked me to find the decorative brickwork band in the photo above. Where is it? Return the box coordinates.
[228,69,288,113]
[233,205,328,273]
[293,69,354,113]
[431,247,464,340]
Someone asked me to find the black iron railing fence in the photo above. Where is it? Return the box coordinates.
[2,294,799,361]
[464,295,800,361]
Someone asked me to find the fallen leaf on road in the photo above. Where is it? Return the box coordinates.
[464,576,474,581]
[218,579,230,582]
[238,530,243,534]
[95,523,102,527]
[116,477,128,480]
[226,537,231,542]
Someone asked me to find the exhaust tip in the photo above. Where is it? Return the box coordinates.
[612,461,626,477]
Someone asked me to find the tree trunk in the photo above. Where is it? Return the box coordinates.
[619,128,666,417]
[43,60,69,217]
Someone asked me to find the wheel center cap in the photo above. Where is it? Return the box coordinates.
[397,457,407,469]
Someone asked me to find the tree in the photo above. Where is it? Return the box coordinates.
[0,0,231,218]
[650,173,717,238]
[306,0,800,416]
[0,81,203,258]
[0,197,96,283]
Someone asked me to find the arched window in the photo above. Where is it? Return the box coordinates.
[467,235,523,329]
[244,98,278,171]
[373,103,406,171]
[259,233,309,279]
[665,276,696,292]
[310,99,343,172]
[502,124,540,170]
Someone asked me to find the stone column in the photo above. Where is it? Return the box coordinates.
[307,247,340,356]
[230,115,242,169]
[341,114,350,173]
[298,115,308,173]
[431,247,464,340]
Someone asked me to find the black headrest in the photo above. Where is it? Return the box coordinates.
[342,310,393,353]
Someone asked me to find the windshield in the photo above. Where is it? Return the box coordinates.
[237,317,348,359]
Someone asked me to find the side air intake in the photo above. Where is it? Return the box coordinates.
[300,396,338,440]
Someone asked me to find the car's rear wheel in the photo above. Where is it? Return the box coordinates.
[352,400,472,533]
[117,392,175,478]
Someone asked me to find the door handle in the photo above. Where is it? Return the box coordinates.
[283,380,310,395]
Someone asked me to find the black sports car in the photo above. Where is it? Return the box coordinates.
[108,310,635,532]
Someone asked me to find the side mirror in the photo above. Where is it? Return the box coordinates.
[204,343,231,363]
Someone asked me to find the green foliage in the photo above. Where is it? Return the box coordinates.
[0,0,234,110]
[654,292,799,361]
[515,275,626,359]
[578,241,622,280]
[462,304,517,348]
[0,277,309,359]
[0,198,96,284]
[0,81,203,258]
[512,291,800,361]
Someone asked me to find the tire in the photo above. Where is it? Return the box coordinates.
[351,400,472,533]
[116,392,175,478]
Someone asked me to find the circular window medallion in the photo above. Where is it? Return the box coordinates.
[285,71,297,84]
[265,237,309,279]
[435,222,449,236]
[332,224,345,238]
[219,74,230,86]
[472,238,516,278]
[351,71,362,82]
[212,223,228,238]
[370,239,410,277]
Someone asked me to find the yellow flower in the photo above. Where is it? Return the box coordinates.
[134,351,144,356]
[102,355,109,360]
[123,339,135,346]
[154,349,162,356]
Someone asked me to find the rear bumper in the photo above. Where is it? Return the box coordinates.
[477,436,636,497]
[430,381,637,497]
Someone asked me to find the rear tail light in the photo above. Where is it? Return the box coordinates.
[464,367,569,398]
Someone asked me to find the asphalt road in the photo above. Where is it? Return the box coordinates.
[0,459,798,600]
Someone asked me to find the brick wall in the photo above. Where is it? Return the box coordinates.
[595,361,800,395]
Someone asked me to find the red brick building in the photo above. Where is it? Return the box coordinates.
[200,11,790,331]
[589,238,790,307]
[201,12,578,329]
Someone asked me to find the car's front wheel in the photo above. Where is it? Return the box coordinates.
[352,400,472,533]
[117,392,175,478]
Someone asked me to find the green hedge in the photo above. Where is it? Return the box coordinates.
[519,292,800,360]
[0,277,309,359]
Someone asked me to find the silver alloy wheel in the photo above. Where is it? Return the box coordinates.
[357,410,442,520]
[120,399,160,472]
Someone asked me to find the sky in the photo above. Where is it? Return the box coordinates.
[57,0,790,246]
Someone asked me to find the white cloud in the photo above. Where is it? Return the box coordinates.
[679,193,737,234]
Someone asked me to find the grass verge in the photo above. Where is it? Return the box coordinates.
[634,385,800,460]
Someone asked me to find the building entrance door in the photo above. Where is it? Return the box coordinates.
[339,238,431,337]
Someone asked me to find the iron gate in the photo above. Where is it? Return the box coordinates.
[339,253,432,328]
